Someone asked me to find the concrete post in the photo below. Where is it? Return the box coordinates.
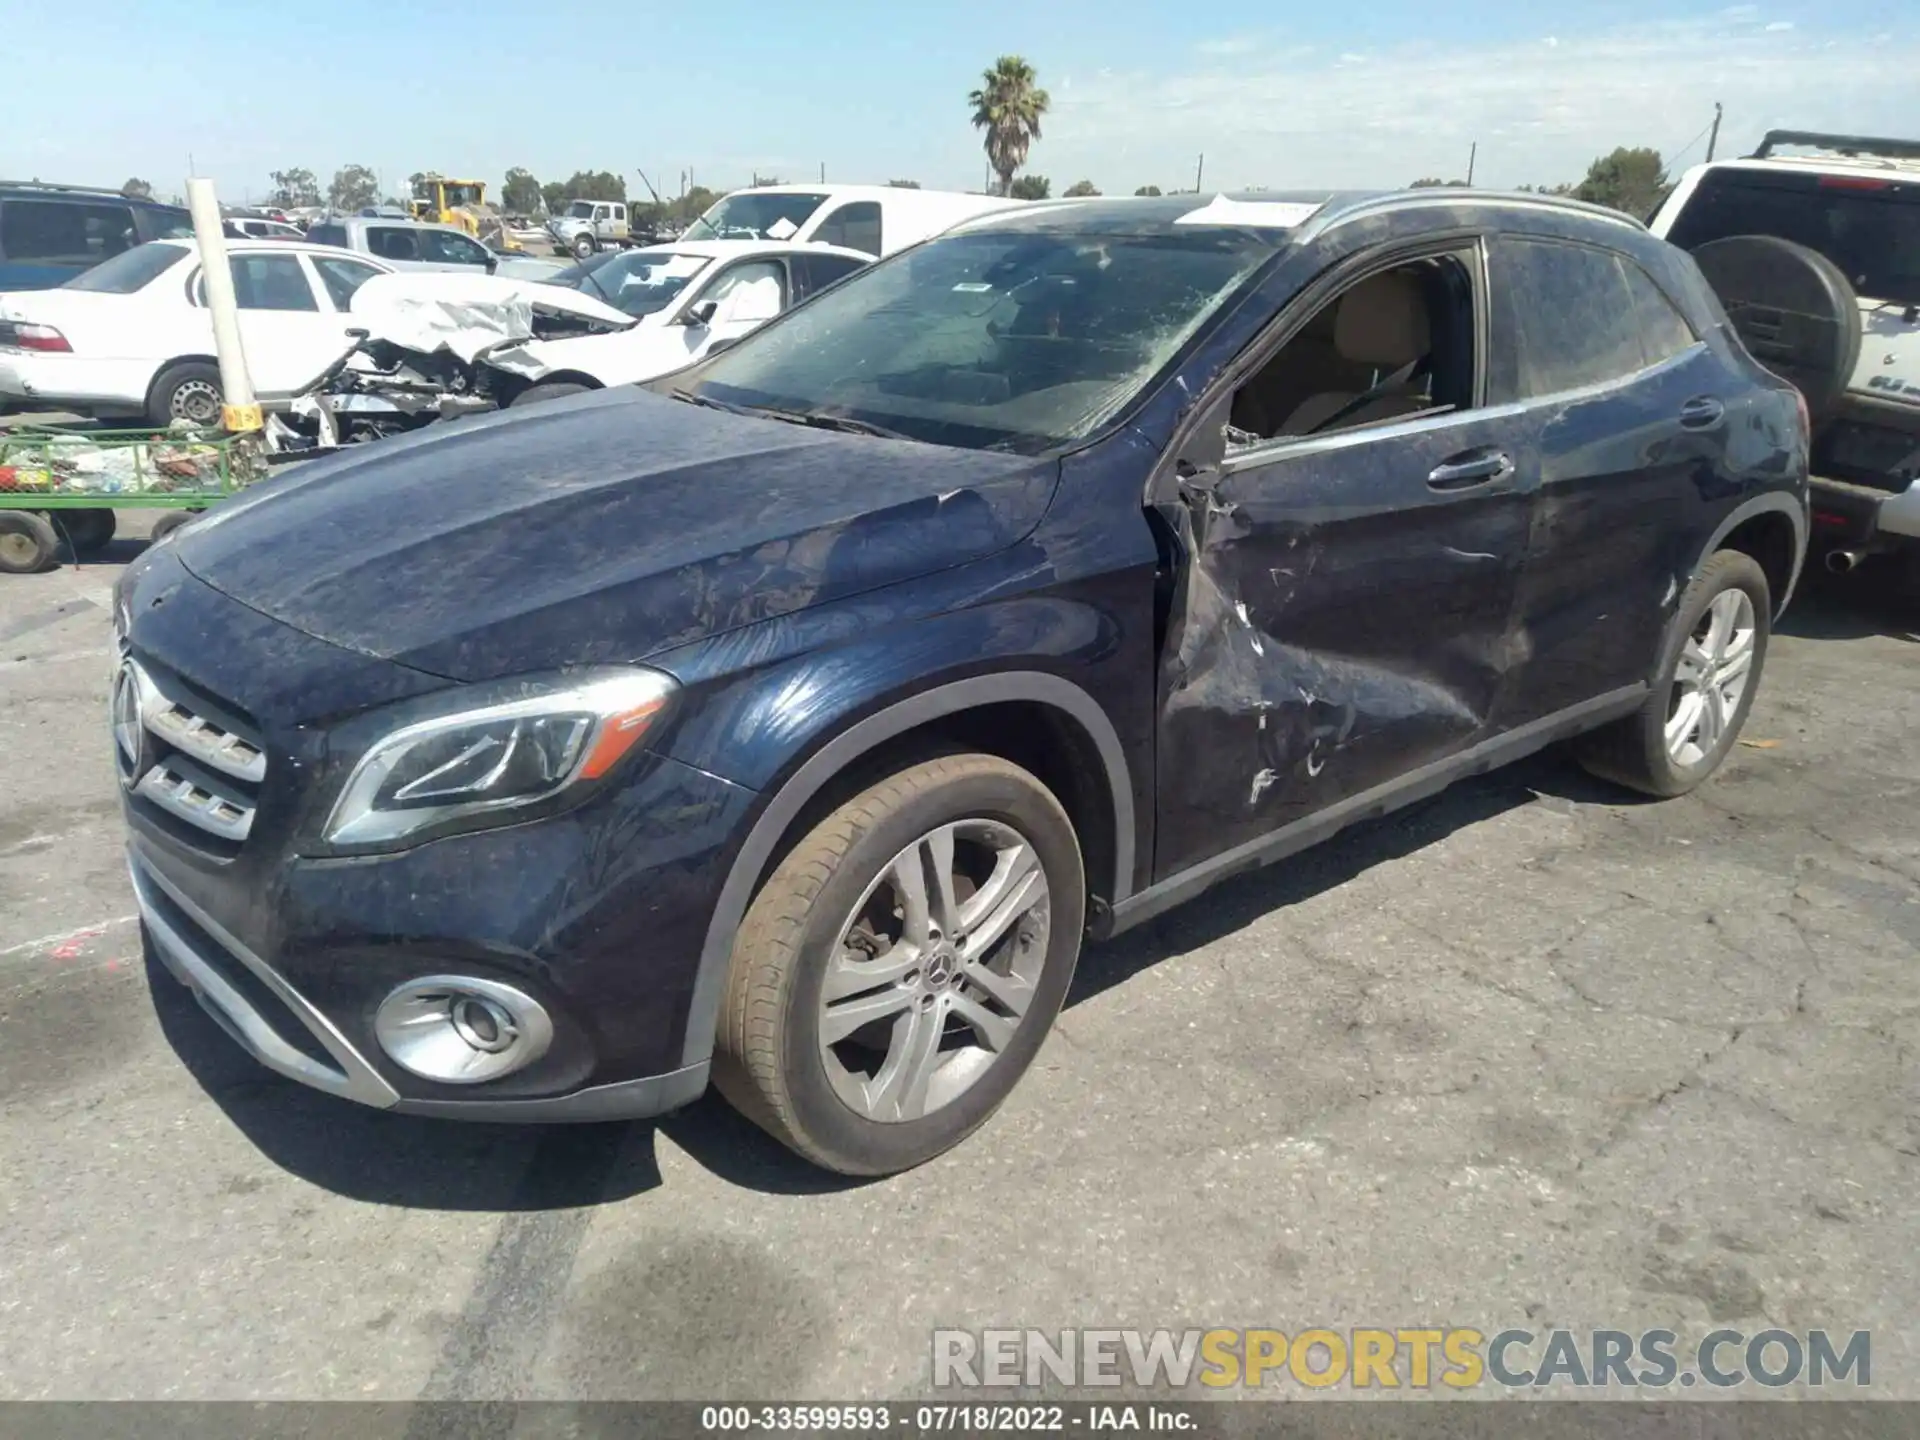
[184,177,261,433]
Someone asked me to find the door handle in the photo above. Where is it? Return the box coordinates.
[1427,450,1515,491]
[1679,396,1726,430]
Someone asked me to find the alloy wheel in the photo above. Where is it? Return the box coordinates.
[818,819,1051,1123]
[1666,588,1757,767]
[169,379,221,426]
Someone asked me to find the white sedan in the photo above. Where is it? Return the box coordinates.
[494,239,871,403]
[0,240,392,426]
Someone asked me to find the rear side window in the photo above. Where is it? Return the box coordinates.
[1621,263,1698,365]
[62,242,185,293]
[813,202,883,256]
[0,198,137,264]
[367,226,420,261]
[794,251,868,298]
[1503,239,1650,398]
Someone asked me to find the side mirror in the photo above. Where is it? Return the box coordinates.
[484,255,498,274]
[705,336,743,358]
[683,300,719,328]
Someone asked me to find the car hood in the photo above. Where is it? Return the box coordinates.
[174,387,1058,682]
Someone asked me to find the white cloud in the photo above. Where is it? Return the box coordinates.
[1040,18,1920,190]
[1766,20,1796,30]
[1194,36,1259,57]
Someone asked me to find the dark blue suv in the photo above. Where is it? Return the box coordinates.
[0,182,193,291]
[114,192,1808,1175]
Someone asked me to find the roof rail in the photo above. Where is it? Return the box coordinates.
[0,178,175,201]
[1750,129,1920,163]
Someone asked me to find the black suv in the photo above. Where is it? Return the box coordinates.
[116,192,1808,1175]
[0,182,193,291]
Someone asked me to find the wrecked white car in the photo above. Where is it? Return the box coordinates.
[280,241,872,444]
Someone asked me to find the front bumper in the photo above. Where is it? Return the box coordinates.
[134,842,711,1121]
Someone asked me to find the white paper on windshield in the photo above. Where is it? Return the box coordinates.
[1173,196,1323,229]
[766,217,799,240]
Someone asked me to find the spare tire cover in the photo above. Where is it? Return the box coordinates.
[1690,235,1862,421]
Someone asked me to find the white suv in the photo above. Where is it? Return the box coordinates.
[1651,130,1920,575]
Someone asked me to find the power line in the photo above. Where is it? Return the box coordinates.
[1665,114,1719,170]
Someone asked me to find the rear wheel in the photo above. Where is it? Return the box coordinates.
[146,510,197,547]
[55,507,115,554]
[0,511,60,574]
[1574,550,1771,797]
[714,753,1085,1175]
[147,361,223,429]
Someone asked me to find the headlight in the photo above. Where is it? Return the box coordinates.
[324,669,676,848]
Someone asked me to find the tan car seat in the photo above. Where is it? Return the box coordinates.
[1280,269,1433,435]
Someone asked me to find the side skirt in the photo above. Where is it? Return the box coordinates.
[1103,684,1646,937]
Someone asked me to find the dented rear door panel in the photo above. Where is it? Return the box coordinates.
[1151,408,1537,880]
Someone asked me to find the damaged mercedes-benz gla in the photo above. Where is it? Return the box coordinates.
[115,191,1808,1175]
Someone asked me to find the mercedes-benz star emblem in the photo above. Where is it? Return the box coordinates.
[111,662,147,785]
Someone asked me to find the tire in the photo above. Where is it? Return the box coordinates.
[54,507,115,555]
[0,511,60,574]
[714,753,1086,1176]
[509,381,593,409]
[1574,550,1771,797]
[147,361,223,429]
[146,510,196,547]
[572,234,596,260]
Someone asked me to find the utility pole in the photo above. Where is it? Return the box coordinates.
[820,161,826,183]
[1467,142,1478,186]
[1194,153,1205,193]
[1705,102,1724,162]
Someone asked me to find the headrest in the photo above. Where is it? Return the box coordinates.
[1334,270,1431,367]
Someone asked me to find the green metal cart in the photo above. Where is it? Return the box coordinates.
[0,426,264,574]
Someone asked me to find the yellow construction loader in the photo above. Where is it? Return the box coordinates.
[407,174,526,252]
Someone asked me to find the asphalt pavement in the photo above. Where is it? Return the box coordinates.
[1,520,1916,1402]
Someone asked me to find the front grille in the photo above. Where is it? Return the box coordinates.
[114,658,266,852]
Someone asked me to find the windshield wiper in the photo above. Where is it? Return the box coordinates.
[741,405,912,441]
[668,388,752,414]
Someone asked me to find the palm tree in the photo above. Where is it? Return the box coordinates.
[969,56,1051,196]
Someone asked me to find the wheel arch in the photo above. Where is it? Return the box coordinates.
[1695,492,1807,618]
[679,671,1135,1069]
[143,354,219,413]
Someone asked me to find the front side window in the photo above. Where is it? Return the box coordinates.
[814,202,883,256]
[683,191,829,242]
[0,199,137,264]
[312,255,384,309]
[422,230,489,266]
[701,260,787,325]
[689,227,1274,452]
[1503,239,1649,398]
[1228,251,1479,444]
[308,223,349,249]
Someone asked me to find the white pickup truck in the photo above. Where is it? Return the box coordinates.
[1650,129,1920,579]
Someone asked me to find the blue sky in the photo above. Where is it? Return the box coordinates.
[8,0,1918,205]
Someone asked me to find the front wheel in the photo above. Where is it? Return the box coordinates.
[1574,549,1771,797]
[571,233,596,260]
[714,753,1086,1175]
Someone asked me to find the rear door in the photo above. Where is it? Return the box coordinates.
[1488,235,1725,727]
[192,253,357,396]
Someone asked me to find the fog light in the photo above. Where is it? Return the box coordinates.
[374,976,553,1084]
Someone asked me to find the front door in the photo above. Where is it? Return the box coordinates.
[1152,243,1538,879]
